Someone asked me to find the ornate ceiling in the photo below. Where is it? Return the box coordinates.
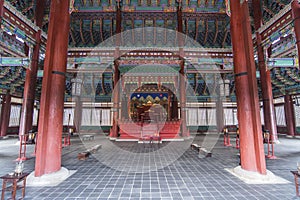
[1,0,299,101]
[6,0,291,48]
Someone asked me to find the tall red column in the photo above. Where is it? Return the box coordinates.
[0,0,4,24]
[292,0,300,68]
[19,30,42,137]
[35,0,70,177]
[252,0,278,143]
[216,98,224,132]
[177,2,189,137]
[284,94,296,136]
[179,61,189,137]
[0,93,11,137]
[230,1,266,174]
[73,96,82,133]
[110,4,121,138]
[110,61,120,138]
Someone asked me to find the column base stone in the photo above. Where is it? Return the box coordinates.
[27,167,76,187]
[226,166,290,184]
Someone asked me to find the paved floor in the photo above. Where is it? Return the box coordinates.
[0,133,299,200]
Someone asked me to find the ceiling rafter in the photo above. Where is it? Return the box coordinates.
[164,20,167,45]
[153,19,156,45]
[222,29,228,48]
[205,0,209,6]
[90,20,95,45]
[142,19,145,45]
[22,0,34,14]
[99,18,104,42]
[203,19,208,44]
[185,19,188,34]
[131,18,135,44]
[10,0,18,5]
[79,19,86,44]
[212,0,216,7]
[195,20,199,41]
[91,73,95,94]
[81,0,86,6]
[185,18,188,42]
[275,0,285,8]
[262,5,275,16]
[213,20,218,44]
[70,29,77,46]
[110,17,113,37]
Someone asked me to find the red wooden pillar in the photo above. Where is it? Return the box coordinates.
[18,0,46,138]
[73,96,82,133]
[172,94,178,120]
[292,0,300,68]
[179,61,189,137]
[19,30,42,138]
[252,0,278,143]
[230,1,266,174]
[0,0,4,23]
[0,93,11,137]
[35,0,70,177]
[110,4,122,138]
[177,2,189,137]
[216,98,224,132]
[110,61,120,138]
[284,94,296,136]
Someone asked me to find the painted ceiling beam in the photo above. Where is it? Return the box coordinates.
[3,2,47,41]
[0,57,29,67]
[258,3,292,37]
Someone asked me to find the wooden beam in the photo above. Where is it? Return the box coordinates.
[185,19,189,41]
[203,19,208,44]
[263,5,275,16]
[99,18,104,42]
[205,0,208,6]
[213,0,217,7]
[22,0,34,14]
[79,19,86,44]
[275,0,285,8]
[164,20,167,44]
[222,29,228,48]
[132,18,135,44]
[110,17,113,37]
[91,73,95,94]
[70,29,77,46]
[142,19,145,45]
[90,20,95,45]
[195,20,199,40]
[213,20,218,44]
[153,19,156,45]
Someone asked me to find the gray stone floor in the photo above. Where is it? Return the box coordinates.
[0,133,300,199]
